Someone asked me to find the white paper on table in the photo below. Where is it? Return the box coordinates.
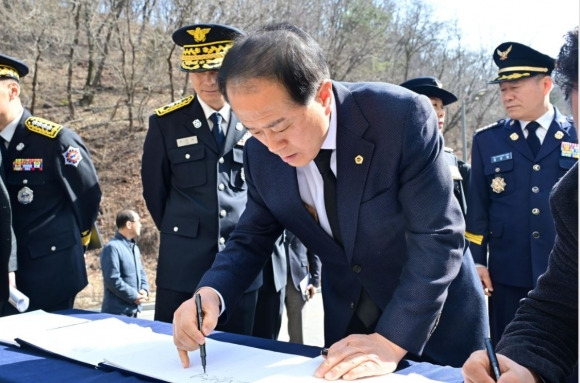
[0,310,89,346]
[102,335,443,383]
[15,317,166,366]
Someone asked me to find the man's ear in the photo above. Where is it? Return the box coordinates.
[316,80,332,108]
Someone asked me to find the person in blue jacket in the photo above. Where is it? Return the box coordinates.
[465,41,578,346]
[100,209,149,317]
[173,23,488,379]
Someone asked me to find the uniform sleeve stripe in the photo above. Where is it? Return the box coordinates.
[465,232,484,245]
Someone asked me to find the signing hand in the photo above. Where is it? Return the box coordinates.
[173,287,220,368]
[463,350,540,382]
[314,333,407,380]
[476,265,494,296]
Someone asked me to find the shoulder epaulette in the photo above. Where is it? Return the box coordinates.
[25,116,63,138]
[444,146,454,153]
[155,95,195,116]
[475,119,505,134]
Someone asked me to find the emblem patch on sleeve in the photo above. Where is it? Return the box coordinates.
[62,146,83,167]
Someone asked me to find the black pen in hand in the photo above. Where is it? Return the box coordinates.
[195,293,207,373]
[484,337,501,381]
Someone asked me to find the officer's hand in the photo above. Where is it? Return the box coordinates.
[463,350,539,383]
[173,287,220,368]
[476,265,493,296]
[314,333,406,380]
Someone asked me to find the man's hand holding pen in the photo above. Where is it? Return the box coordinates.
[173,287,221,369]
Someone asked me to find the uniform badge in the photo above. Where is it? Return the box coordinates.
[510,133,518,141]
[235,122,243,131]
[354,155,363,165]
[561,141,579,159]
[192,119,202,128]
[237,132,252,146]
[17,186,34,204]
[62,146,83,167]
[16,143,24,151]
[490,177,506,193]
[176,136,198,147]
[555,131,564,140]
[491,152,512,163]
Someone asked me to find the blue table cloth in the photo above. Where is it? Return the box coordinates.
[0,310,463,382]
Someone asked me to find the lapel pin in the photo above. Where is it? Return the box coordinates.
[555,131,564,139]
[510,133,518,141]
[192,119,202,128]
[355,155,363,165]
[16,143,25,151]
[235,122,243,131]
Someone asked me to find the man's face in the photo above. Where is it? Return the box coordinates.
[499,75,551,121]
[189,70,225,111]
[429,97,445,131]
[128,214,142,238]
[0,79,18,129]
[226,78,332,167]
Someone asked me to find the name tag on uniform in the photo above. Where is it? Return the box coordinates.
[449,165,463,180]
[491,152,512,163]
[176,136,198,147]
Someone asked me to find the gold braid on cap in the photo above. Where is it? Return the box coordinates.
[0,64,19,80]
[498,66,549,74]
[180,40,234,71]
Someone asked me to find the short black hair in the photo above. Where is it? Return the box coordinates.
[218,22,330,106]
[554,27,578,100]
[115,209,137,229]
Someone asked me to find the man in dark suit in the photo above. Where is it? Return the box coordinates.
[173,23,486,379]
[284,230,321,344]
[141,24,285,332]
[463,26,578,383]
[0,53,101,315]
[465,42,577,345]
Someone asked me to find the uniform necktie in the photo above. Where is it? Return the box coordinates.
[526,121,541,157]
[209,112,224,150]
[313,149,342,245]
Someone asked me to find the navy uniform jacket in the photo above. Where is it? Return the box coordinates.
[199,82,486,367]
[142,95,265,294]
[497,162,578,382]
[5,110,101,309]
[466,110,577,288]
[100,231,149,316]
[0,149,17,302]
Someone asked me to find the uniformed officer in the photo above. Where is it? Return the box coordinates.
[141,24,285,331]
[400,76,470,216]
[0,53,101,315]
[465,42,578,345]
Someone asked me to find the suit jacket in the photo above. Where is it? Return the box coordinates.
[466,112,577,288]
[286,231,321,295]
[497,162,578,382]
[142,95,266,294]
[100,231,149,316]
[4,110,101,309]
[199,82,485,366]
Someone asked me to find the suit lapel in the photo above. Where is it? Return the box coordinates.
[222,112,246,153]
[184,98,220,154]
[536,110,572,161]
[333,83,374,260]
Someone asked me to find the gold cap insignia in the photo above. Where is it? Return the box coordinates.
[497,45,512,61]
[355,155,363,164]
[491,176,506,193]
[187,27,211,43]
[555,131,564,139]
[510,132,519,141]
